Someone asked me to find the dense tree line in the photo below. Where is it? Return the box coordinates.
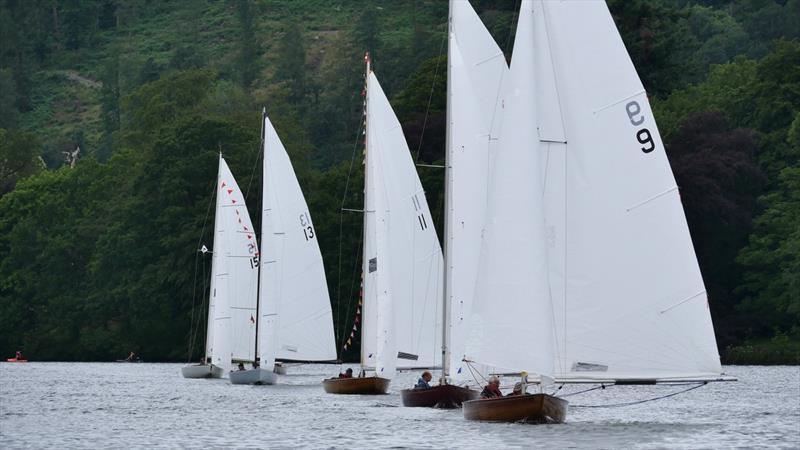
[0,0,798,362]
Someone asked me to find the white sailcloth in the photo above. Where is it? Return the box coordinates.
[446,0,510,380]
[210,156,259,373]
[536,0,721,381]
[257,116,337,369]
[463,1,554,378]
[362,71,444,376]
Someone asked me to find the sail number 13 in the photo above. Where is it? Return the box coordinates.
[625,100,655,153]
[299,212,315,241]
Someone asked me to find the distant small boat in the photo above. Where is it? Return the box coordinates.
[115,359,142,363]
[322,376,390,395]
[5,358,27,363]
[463,394,568,424]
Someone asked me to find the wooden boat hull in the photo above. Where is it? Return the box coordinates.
[5,358,27,363]
[322,376,390,395]
[401,384,479,408]
[463,394,568,424]
[229,368,278,385]
[181,364,223,379]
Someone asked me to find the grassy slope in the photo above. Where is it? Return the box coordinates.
[18,1,454,166]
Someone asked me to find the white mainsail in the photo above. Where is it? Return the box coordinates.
[534,0,722,382]
[362,69,444,376]
[257,115,337,370]
[462,0,554,378]
[446,0,510,380]
[209,156,259,373]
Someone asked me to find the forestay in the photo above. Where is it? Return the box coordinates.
[463,0,554,378]
[362,71,444,376]
[210,156,259,373]
[537,0,722,382]
[446,0,510,381]
[258,116,337,369]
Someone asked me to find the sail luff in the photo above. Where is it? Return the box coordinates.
[441,0,454,381]
[204,155,223,362]
[258,116,280,370]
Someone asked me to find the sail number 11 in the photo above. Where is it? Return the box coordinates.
[625,100,655,153]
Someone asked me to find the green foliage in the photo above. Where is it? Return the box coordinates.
[737,164,800,337]
[723,335,800,365]
[0,128,42,196]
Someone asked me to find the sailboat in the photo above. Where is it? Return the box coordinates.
[230,110,338,385]
[323,54,443,395]
[182,155,259,379]
[400,0,503,409]
[460,0,733,424]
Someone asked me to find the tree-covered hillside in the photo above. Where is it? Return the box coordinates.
[1,0,798,363]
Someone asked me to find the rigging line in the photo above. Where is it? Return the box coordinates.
[555,384,607,398]
[188,178,218,361]
[335,109,366,354]
[340,238,363,353]
[466,360,489,387]
[186,251,200,363]
[570,382,707,408]
[244,122,265,200]
[413,27,448,164]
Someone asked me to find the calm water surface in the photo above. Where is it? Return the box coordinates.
[1,363,798,448]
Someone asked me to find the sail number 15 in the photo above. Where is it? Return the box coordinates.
[625,100,655,153]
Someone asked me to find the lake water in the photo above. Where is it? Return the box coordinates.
[1,363,797,448]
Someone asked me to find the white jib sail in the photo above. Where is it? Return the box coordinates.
[363,71,444,375]
[211,156,259,373]
[446,0,510,381]
[537,0,722,381]
[463,1,554,378]
[258,116,337,367]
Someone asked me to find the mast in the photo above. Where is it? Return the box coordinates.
[254,107,267,365]
[359,52,371,372]
[205,153,224,364]
[441,0,454,383]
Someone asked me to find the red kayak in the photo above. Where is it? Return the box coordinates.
[6,358,27,362]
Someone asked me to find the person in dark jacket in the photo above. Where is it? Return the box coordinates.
[415,371,433,389]
[480,377,503,398]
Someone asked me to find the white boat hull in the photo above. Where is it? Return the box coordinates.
[229,368,278,385]
[273,363,287,375]
[181,364,223,379]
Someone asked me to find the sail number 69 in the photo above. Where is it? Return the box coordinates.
[625,101,655,154]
